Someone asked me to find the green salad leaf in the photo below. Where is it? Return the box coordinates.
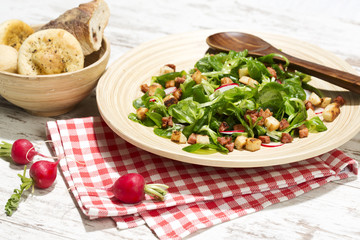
[128,50,330,154]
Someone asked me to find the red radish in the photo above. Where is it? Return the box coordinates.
[149,98,156,102]
[215,83,239,93]
[5,159,60,216]
[219,130,245,135]
[0,139,51,165]
[30,159,60,189]
[164,87,177,95]
[112,173,169,204]
[261,142,284,148]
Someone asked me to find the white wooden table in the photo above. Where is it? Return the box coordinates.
[0,1,359,239]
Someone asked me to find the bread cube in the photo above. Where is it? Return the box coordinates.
[171,130,187,144]
[264,116,280,132]
[322,103,341,122]
[308,92,322,106]
[148,83,163,96]
[136,107,148,120]
[220,77,233,86]
[306,108,316,120]
[196,134,210,144]
[165,80,175,88]
[245,138,261,152]
[234,135,247,150]
[163,95,178,107]
[159,65,175,75]
[239,67,249,78]
[239,76,258,88]
[320,97,332,108]
[173,88,183,100]
[191,69,206,84]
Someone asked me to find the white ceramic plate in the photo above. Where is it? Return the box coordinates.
[96,30,360,168]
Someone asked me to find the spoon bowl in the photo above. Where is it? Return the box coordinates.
[206,32,280,55]
[207,32,360,94]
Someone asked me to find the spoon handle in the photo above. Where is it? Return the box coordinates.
[280,53,360,94]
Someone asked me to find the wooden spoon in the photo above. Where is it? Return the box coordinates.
[206,32,360,94]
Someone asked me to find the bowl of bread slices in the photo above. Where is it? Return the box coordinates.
[0,0,110,116]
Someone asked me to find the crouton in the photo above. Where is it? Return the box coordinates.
[245,138,261,152]
[238,67,249,78]
[306,108,316,120]
[320,97,332,108]
[308,92,322,106]
[239,76,258,88]
[136,107,148,120]
[220,77,233,86]
[173,88,182,100]
[234,135,247,150]
[322,103,341,122]
[163,95,178,107]
[191,69,206,84]
[160,64,175,75]
[196,135,210,145]
[265,116,280,132]
[171,130,187,144]
[148,83,163,96]
[165,80,175,88]
[175,76,186,87]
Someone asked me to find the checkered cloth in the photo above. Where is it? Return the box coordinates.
[46,116,358,240]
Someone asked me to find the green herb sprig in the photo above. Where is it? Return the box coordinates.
[5,166,34,216]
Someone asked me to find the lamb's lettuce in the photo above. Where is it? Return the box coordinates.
[305,116,327,133]
[168,98,202,124]
[152,71,186,87]
[129,50,327,155]
[246,59,272,81]
[258,53,290,68]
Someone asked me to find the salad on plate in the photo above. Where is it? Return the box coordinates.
[129,50,344,154]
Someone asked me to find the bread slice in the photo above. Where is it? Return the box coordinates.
[0,45,18,73]
[18,29,84,75]
[40,0,110,55]
[0,19,34,51]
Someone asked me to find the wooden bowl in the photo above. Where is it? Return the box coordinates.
[0,37,110,117]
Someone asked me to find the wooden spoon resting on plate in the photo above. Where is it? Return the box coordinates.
[206,32,360,94]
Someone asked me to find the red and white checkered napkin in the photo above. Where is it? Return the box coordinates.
[46,116,358,240]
